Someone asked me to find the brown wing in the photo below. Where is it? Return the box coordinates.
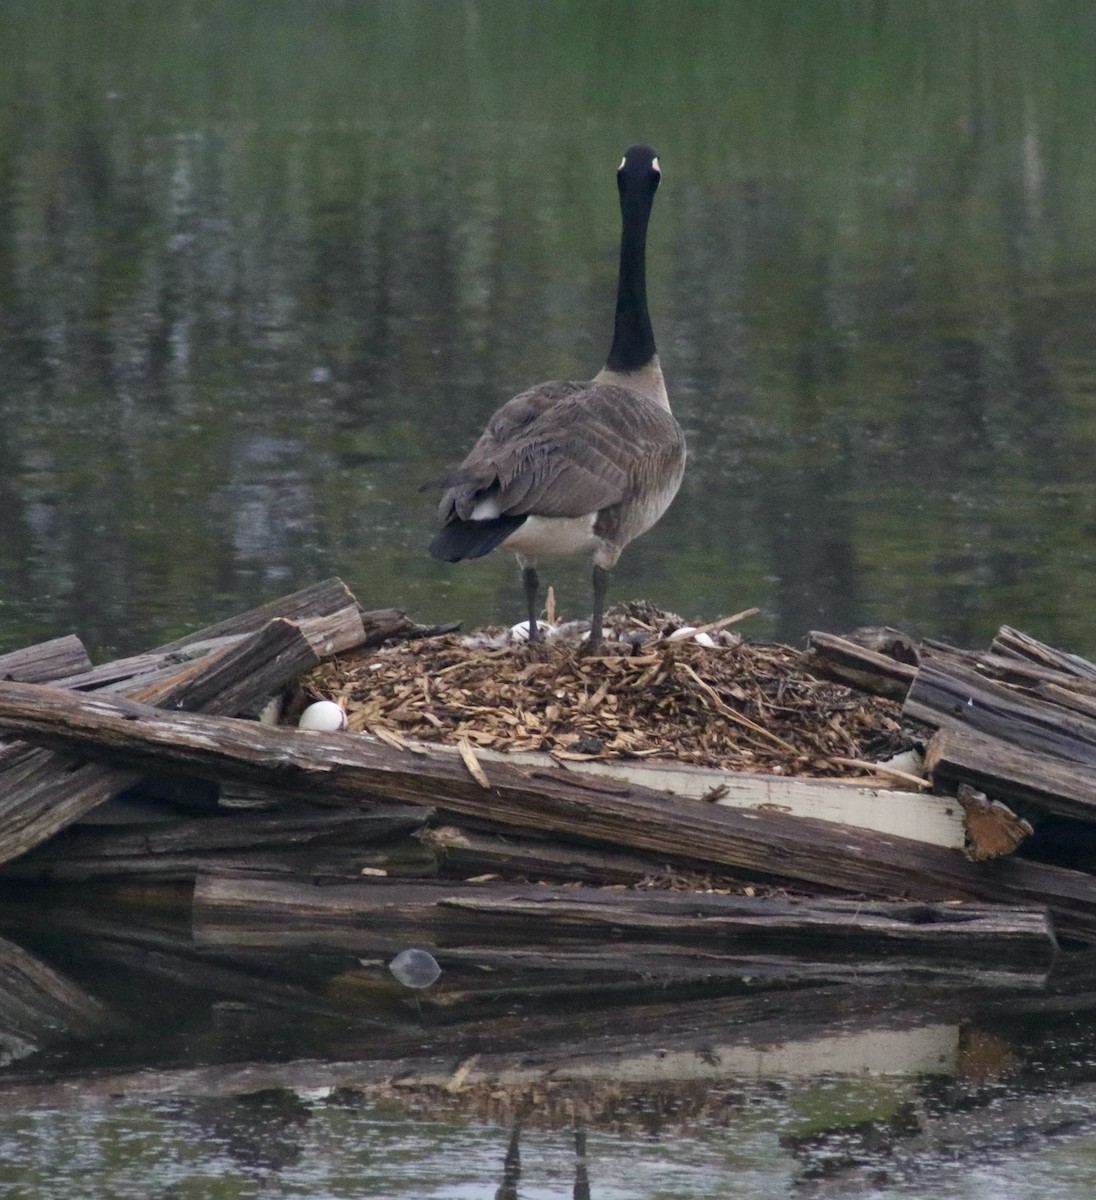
[438,380,682,522]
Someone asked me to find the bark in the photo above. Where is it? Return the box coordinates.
[1,679,1095,939]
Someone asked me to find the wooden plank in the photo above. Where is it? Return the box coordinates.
[1,680,1095,939]
[191,875,1056,963]
[0,635,92,684]
[427,743,964,849]
[924,725,1096,824]
[0,619,320,864]
[904,661,1096,767]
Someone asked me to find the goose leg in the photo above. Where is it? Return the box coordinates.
[521,566,540,642]
[589,564,609,648]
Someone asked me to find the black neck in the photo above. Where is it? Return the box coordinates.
[606,185,657,373]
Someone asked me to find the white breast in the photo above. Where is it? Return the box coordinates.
[501,513,600,561]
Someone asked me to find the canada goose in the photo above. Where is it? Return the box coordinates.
[425,144,685,646]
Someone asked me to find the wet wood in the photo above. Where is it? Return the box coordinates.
[0,806,433,882]
[419,823,742,886]
[924,724,1096,824]
[0,932,118,1056]
[904,661,1096,767]
[191,874,1056,963]
[2,679,1096,938]
[0,618,322,865]
[0,634,92,684]
[804,630,919,699]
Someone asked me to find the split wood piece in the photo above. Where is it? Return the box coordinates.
[192,875,1056,965]
[0,807,433,883]
[924,725,1096,825]
[0,620,321,865]
[0,635,92,684]
[3,682,1096,940]
[990,626,1096,681]
[53,605,365,695]
[425,742,963,849]
[419,823,751,887]
[804,630,920,700]
[904,661,1096,768]
[955,783,1033,861]
[0,932,120,1057]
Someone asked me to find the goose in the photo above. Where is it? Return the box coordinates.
[425,144,686,647]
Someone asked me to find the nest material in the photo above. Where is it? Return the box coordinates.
[300,604,908,779]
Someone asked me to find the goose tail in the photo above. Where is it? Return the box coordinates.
[428,514,527,562]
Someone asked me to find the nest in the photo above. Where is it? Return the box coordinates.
[299,603,908,779]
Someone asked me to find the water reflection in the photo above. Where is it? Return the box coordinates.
[0,902,1094,1193]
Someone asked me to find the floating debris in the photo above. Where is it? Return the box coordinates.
[389,948,442,989]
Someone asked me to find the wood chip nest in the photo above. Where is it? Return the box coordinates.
[299,603,908,778]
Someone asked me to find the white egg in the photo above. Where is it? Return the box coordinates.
[667,625,699,641]
[693,632,718,648]
[509,620,555,642]
[297,700,348,732]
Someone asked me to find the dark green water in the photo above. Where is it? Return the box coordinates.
[4,3,1096,1194]
[2,0,1095,658]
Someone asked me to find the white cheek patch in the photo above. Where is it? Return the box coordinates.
[618,156,626,171]
[652,156,660,174]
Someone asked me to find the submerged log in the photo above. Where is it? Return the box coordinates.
[2,680,1096,939]
[191,874,1057,964]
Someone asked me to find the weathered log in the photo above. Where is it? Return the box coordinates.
[428,742,963,848]
[990,625,1096,681]
[0,932,118,1061]
[0,619,320,864]
[192,874,1056,963]
[803,630,919,699]
[0,635,92,684]
[4,681,1096,938]
[904,661,1096,767]
[419,823,743,886]
[0,807,434,882]
[924,725,1096,825]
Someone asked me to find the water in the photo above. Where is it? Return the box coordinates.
[4,2,1096,1194]
[2,1,1096,658]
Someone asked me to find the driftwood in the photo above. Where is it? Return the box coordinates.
[991,625,1096,680]
[804,630,920,699]
[0,634,92,684]
[0,932,118,1062]
[0,618,323,865]
[3,680,1096,938]
[904,661,1096,767]
[191,875,1057,964]
[925,725,1096,825]
[0,806,434,883]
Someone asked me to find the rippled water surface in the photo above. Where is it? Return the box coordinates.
[2,1,1096,657]
[4,3,1096,1197]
